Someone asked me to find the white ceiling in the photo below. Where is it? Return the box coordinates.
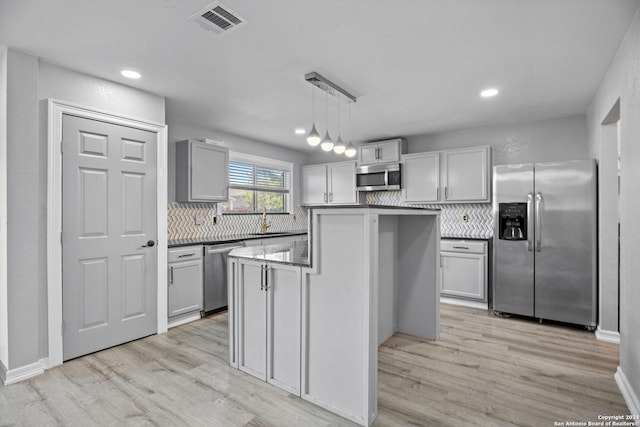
[1,0,638,152]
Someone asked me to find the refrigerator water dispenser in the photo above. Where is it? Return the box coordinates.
[499,203,527,241]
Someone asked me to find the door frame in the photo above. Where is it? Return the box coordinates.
[46,98,168,368]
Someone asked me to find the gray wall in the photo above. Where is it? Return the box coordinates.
[166,111,308,207]
[407,115,588,165]
[0,45,7,368]
[5,50,165,369]
[588,5,640,411]
[306,115,589,166]
[7,49,41,369]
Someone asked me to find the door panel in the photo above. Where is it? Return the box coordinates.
[238,260,267,380]
[441,253,485,300]
[301,164,327,205]
[403,153,439,202]
[268,264,301,395]
[79,257,108,330]
[534,160,597,326]
[329,163,356,204]
[444,148,489,201]
[493,164,534,316]
[168,260,202,317]
[79,168,108,237]
[122,254,147,320]
[377,141,400,163]
[121,172,145,235]
[62,114,157,361]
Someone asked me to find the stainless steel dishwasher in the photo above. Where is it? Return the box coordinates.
[203,242,245,315]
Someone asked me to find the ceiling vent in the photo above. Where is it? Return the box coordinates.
[189,1,247,35]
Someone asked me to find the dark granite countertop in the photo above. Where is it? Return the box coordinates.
[310,204,440,211]
[228,240,310,267]
[441,236,492,241]
[168,231,307,248]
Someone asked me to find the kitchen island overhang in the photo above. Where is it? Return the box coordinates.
[227,206,441,426]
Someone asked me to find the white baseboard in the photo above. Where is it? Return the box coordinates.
[168,312,201,329]
[595,327,620,344]
[615,366,640,416]
[440,297,488,310]
[0,358,46,386]
[0,359,6,385]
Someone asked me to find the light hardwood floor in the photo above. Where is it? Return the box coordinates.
[0,304,627,426]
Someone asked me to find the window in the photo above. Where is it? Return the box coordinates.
[219,152,292,214]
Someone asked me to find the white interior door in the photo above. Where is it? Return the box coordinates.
[62,113,157,361]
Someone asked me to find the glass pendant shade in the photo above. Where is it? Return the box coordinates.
[333,134,346,154]
[320,130,334,151]
[306,123,321,146]
[344,141,357,158]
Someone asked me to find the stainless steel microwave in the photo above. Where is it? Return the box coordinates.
[356,163,401,191]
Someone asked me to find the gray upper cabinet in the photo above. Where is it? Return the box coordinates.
[402,145,491,204]
[176,139,229,202]
[358,138,406,165]
[402,152,440,202]
[442,146,490,202]
[301,161,357,205]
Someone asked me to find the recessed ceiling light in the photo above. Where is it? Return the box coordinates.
[295,128,306,135]
[121,69,141,79]
[481,88,499,98]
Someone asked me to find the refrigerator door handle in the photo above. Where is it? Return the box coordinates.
[527,193,534,252]
[535,192,542,252]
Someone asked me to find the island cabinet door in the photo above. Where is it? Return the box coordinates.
[237,259,268,381]
[266,264,302,396]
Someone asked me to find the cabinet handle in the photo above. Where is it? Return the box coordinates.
[324,192,328,203]
[178,253,195,258]
[452,246,469,250]
[436,187,440,200]
[376,147,380,159]
[264,265,270,290]
[169,266,174,285]
[329,192,333,202]
[260,265,265,290]
[444,186,448,200]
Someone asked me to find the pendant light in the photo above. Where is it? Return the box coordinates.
[344,141,357,158]
[333,94,346,154]
[304,72,356,154]
[306,86,321,146]
[344,102,357,158]
[320,91,334,152]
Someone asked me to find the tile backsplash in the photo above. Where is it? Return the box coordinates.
[168,194,494,241]
[366,191,494,239]
[168,202,308,240]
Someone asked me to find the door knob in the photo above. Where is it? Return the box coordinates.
[141,240,155,248]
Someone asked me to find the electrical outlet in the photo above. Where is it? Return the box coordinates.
[213,216,217,225]
[462,213,469,223]
[293,214,297,221]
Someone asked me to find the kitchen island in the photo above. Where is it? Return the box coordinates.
[227,206,441,426]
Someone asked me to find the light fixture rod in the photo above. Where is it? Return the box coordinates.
[305,72,356,103]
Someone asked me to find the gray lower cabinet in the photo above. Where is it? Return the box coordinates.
[168,246,203,324]
[230,258,301,395]
[440,239,488,307]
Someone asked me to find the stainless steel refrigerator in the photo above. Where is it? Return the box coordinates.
[493,160,597,328]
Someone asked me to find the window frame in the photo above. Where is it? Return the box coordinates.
[221,151,294,215]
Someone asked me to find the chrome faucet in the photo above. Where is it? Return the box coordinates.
[261,207,271,233]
